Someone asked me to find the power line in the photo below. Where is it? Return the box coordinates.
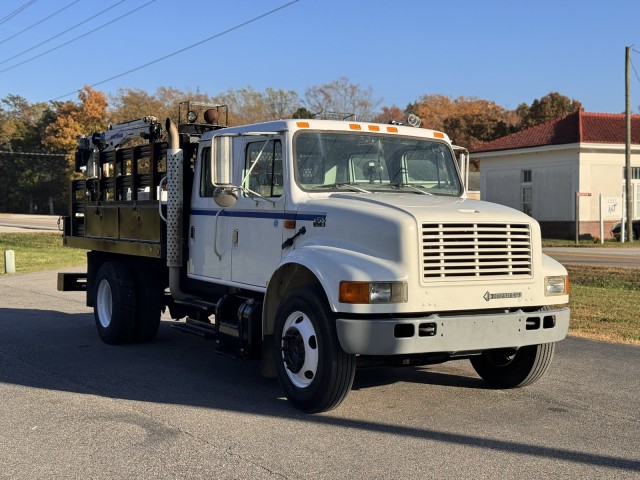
[630,57,640,85]
[52,0,300,101]
[0,0,126,67]
[0,0,155,75]
[0,0,38,26]
[0,0,80,46]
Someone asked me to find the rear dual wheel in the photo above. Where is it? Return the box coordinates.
[94,261,162,345]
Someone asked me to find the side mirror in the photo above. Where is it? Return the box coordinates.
[210,135,237,207]
[212,135,232,185]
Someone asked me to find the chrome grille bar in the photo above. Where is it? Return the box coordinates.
[421,223,532,279]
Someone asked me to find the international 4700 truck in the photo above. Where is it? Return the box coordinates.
[58,102,570,413]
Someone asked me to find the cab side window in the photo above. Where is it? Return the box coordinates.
[199,147,213,197]
[244,140,283,197]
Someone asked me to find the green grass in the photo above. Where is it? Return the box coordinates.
[2,233,638,345]
[565,265,640,345]
[0,232,86,274]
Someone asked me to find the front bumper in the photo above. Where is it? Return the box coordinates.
[336,307,570,355]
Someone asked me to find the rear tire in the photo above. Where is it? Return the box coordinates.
[470,342,555,388]
[274,286,356,413]
[94,262,136,345]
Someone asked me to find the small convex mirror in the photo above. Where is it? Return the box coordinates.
[213,186,238,207]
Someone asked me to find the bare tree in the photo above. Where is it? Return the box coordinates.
[304,77,381,121]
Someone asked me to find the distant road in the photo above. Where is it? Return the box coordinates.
[0,214,60,232]
[544,247,640,268]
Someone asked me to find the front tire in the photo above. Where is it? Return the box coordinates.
[94,262,136,345]
[274,286,356,413]
[470,342,556,388]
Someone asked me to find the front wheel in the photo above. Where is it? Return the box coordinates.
[274,287,356,413]
[470,342,556,388]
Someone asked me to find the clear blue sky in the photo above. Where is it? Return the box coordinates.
[1,0,639,114]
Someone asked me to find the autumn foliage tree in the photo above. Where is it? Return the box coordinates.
[43,86,108,154]
[406,94,519,147]
[371,105,405,124]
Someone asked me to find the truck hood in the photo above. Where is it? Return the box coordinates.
[298,192,529,224]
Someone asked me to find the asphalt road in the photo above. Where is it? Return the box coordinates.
[0,214,60,233]
[0,269,638,479]
[544,247,640,267]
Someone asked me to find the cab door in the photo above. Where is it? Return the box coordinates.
[229,136,286,287]
[188,143,232,280]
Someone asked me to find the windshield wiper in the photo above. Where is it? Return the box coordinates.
[312,183,370,193]
[388,183,433,195]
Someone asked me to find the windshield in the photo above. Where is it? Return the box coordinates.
[294,131,462,196]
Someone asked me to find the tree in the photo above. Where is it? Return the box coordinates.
[406,94,518,146]
[292,107,315,119]
[0,95,65,214]
[371,105,405,124]
[43,86,108,153]
[210,86,301,125]
[516,92,582,128]
[304,77,381,121]
[108,86,216,125]
[406,94,455,131]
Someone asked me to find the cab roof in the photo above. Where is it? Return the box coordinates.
[199,119,452,143]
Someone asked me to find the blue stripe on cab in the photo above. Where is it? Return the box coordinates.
[190,209,325,222]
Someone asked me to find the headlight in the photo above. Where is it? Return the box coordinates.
[339,281,408,304]
[545,275,569,296]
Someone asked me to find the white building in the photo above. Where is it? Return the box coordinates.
[470,111,640,239]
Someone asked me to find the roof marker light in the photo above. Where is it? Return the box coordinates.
[386,126,398,133]
[368,125,380,132]
[296,121,310,128]
[349,124,361,130]
[434,132,445,139]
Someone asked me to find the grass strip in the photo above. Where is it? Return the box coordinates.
[565,265,640,345]
[0,232,86,274]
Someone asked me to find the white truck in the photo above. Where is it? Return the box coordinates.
[58,102,570,413]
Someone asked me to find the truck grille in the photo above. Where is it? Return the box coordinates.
[421,223,532,279]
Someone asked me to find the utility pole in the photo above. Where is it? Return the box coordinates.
[625,46,633,242]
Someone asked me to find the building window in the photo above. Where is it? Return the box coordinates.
[521,169,532,216]
[522,186,532,216]
[622,167,640,180]
[199,147,213,197]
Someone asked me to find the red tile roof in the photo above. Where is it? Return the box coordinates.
[470,111,640,153]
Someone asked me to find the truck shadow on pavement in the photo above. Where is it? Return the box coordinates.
[0,307,638,473]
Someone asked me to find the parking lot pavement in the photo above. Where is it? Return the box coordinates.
[0,269,638,479]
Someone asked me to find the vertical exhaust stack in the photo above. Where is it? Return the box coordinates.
[166,118,187,300]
